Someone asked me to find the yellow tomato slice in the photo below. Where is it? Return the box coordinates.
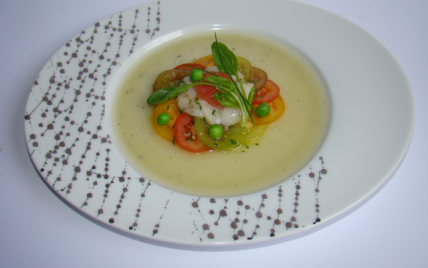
[193,55,216,68]
[250,95,285,125]
[152,99,180,141]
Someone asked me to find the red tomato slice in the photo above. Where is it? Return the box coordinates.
[252,80,280,105]
[174,63,206,71]
[193,72,230,109]
[193,84,223,108]
[174,113,210,153]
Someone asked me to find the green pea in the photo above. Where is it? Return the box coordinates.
[256,102,271,117]
[156,113,170,126]
[190,68,204,82]
[208,124,224,139]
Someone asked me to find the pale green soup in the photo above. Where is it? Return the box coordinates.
[111,31,329,197]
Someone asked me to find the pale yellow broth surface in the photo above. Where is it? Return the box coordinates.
[111,32,329,197]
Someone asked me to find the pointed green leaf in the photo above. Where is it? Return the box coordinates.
[211,40,238,75]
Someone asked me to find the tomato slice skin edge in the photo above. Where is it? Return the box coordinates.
[174,63,206,71]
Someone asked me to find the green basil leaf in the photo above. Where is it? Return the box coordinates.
[211,40,238,75]
[164,83,196,100]
[147,87,175,105]
[147,83,198,105]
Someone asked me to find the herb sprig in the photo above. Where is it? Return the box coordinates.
[147,33,256,127]
[211,33,255,125]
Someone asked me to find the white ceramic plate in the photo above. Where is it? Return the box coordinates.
[24,0,413,246]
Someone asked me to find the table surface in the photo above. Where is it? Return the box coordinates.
[1,0,427,267]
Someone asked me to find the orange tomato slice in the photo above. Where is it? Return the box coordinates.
[193,55,216,68]
[250,95,285,125]
[152,99,180,141]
